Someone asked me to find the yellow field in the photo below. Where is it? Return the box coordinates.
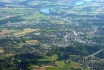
[0,49,4,53]
[14,28,36,36]
[26,40,39,44]
[5,54,14,57]
[51,20,64,24]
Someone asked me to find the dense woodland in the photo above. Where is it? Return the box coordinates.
[0,16,25,25]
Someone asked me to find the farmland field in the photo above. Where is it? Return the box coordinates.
[0,49,4,53]
[38,54,58,61]
[45,67,58,70]
[14,28,36,36]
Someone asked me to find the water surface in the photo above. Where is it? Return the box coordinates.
[40,8,50,14]
[76,0,93,5]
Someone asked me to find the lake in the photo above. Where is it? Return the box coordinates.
[85,0,93,2]
[75,1,85,5]
[40,8,50,14]
[40,0,93,14]
[75,0,93,5]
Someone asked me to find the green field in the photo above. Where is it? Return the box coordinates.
[0,8,28,14]
[38,54,58,61]
[28,1,52,6]
[22,10,50,21]
[55,61,82,70]
[46,67,59,70]
[56,61,66,69]
[1,28,8,30]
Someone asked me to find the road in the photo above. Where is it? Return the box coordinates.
[85,49,102,58]
[89,49,102,57]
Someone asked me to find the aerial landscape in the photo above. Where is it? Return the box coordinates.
[0,0,104,70]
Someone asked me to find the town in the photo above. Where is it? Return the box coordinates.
[0,0,104,70]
